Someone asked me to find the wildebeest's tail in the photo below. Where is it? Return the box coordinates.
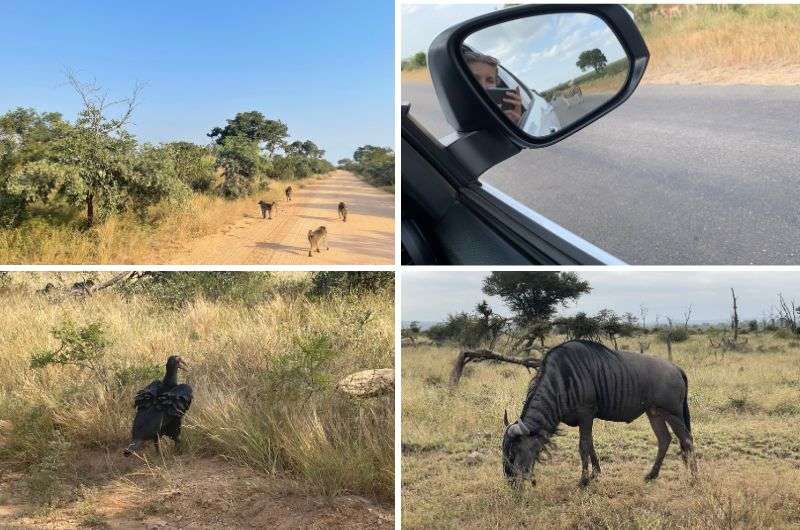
[679,368,691,433]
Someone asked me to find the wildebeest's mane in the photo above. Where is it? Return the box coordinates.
[520,340,620,422]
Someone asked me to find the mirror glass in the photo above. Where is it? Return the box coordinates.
[462,12,630,138]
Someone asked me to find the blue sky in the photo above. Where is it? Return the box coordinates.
[402,271,800,325]
[0,0,393,162]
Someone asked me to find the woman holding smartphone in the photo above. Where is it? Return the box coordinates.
[463,50,523,125]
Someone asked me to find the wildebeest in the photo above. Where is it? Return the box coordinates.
[337,202,348,222]
[258,200,277,220]
[123,355,193,456]
[307,226,329,257]
[285,186,293,201]
[502,340,695,489]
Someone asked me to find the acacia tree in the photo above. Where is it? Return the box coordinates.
[208,111,289,156]
[482,272,591,348]
[4,74,184,226]
[576,48,608,73]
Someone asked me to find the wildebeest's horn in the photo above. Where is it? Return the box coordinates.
[516,420,531,436]
[503,409,510,427]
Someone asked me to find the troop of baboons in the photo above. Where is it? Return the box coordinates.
[255,189,346,258]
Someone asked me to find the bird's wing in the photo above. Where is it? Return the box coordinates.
[133,380,163,410]
[157,383,193,417]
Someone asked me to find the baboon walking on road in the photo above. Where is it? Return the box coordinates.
[285,186,293,201]
[258,200,277,220]
[338,202,348,222]
[308,226,329,257]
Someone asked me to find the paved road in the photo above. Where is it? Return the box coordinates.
[403,81,800,265]
[170,171,394,265]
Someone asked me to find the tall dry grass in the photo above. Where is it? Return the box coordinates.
[402,332,800,528]
[642,4,800,84]
[0,273,394,505]
[0,176,323,265]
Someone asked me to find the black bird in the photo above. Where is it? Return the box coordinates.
[123,355,193,456]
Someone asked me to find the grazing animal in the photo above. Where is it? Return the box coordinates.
[258,200,277,220]
[307,226,329,257]
[123,355,193,456]
[502,340,695,489]
[337,202,348,222]
[285,186,293,201]
[557,85,583,108]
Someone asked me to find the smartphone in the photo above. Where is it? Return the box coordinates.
[486,87,515,112]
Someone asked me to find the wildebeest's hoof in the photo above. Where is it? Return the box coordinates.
[579,477,590,488]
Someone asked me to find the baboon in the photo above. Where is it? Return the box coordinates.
[71,279,94,294]
[258,200,277,220]
[285,186,293,201]
[307,226,329,257]
[338,202,348,222]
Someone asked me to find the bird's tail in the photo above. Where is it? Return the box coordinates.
[123,440,142,457]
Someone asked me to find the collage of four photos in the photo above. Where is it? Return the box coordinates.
[1,1,799,528]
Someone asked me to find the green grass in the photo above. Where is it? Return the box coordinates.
[402,333,800,529]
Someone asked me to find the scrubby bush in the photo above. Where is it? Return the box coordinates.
[118,271,273,307]
[310,271,393,295]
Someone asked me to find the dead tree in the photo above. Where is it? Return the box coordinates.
[709,288,748,352]
[450,349,541,386]
[731,288,739,342]
[665,317,674,362]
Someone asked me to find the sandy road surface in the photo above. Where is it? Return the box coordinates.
[170,171,394,265]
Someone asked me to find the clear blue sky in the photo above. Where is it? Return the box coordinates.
[0,0,393,162]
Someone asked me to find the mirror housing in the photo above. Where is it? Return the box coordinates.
[428,4,649,180]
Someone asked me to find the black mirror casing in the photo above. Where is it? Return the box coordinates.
[427,4,649,180]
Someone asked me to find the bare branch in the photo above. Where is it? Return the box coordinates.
[450,349,541,386]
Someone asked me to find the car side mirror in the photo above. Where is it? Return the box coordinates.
[427,5,648,179]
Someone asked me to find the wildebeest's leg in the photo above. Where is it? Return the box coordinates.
[645,410,671,481]
[589,440,601,478]
[578,419,594,487]
[665,414,697,476]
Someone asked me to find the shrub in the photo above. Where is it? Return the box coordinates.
[119,271,272,307]
[310,272,393,295]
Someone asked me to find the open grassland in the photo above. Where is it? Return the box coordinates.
[0,175,326,265]
[0,273,393,527]
[402,333,800,529]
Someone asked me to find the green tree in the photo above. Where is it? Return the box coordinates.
[163,141,216,192]
[483,272,591,325]
[351,145,394,187]
[208,111,289,156]
[412,51,427,68]
[576,48,608,73]
[217,135,262,197]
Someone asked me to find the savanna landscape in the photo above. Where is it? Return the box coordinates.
[402,272,800,529]
[0,272,394,529]
[0,88,395,264]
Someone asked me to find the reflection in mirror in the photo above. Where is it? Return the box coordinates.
[462,12,630,138]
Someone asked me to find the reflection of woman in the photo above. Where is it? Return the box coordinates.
[463,50,523,125]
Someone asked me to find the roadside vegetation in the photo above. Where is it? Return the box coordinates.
[0,74,338,264]
[337,145,395,192]
[0,272,394,526]
[402,272,800,528]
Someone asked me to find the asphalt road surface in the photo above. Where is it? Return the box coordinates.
[403,81,800,265]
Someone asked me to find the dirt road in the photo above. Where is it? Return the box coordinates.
[169,171,394,265]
